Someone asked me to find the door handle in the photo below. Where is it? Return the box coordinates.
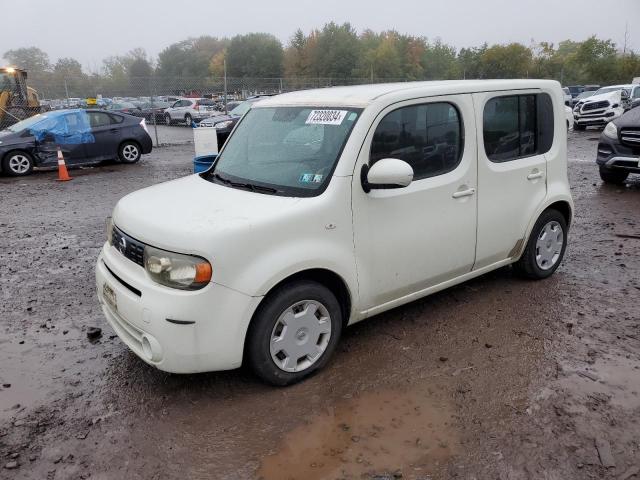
[452,187,476,199]
[527,171,544,180]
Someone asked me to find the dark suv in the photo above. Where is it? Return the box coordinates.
[596,107,640,184]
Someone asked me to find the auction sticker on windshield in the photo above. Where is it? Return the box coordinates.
[306,110,348,125]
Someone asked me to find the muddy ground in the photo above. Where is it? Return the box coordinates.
[0,131,639,480]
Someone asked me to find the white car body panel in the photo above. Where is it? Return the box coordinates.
[96,80,573,373]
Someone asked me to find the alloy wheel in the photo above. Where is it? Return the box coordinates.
[8,154,31,174]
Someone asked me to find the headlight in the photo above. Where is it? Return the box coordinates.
[215,120,233,129]
[106,217,113,245]
[603,122,618,140]
[143,245,212,290]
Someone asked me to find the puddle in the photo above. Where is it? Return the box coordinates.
[560,356,640,410]
[258,386,458,480]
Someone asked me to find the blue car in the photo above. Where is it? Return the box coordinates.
[0,109,153,176]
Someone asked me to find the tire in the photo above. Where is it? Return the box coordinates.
[513,209,567,280]
[246,280,343,386]
[573,122,586,131]
[184,114,192,126]
[118,141,141,164]
[164,113,173,125]
[599,167,628,185]
[2,151,34,177]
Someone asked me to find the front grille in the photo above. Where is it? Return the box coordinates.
[111,226,145,267]
[620,128,640,148]
[582,100,609,112]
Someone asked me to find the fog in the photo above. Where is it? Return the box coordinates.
[1,0,638,69]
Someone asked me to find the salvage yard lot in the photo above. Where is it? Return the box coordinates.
[1,131,639,479]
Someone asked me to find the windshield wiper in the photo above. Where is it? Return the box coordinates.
[229,181,278,194]
[210,172,231,185]
[210,172,278,194]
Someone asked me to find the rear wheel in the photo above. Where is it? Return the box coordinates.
[2,151,34,177]
[513,209,567,280]
[118,141,141,164]
[184,113,193,126]
[599,167,628,185]
[573,122,586,131]
[246,280,343,386]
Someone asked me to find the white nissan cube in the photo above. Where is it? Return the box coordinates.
[96,80,573,385]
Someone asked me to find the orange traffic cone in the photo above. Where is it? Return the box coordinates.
[56,147,72,181]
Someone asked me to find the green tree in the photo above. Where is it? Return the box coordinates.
[480,43,532,78]
[226,33,283,77]
[157,36,228,79]
[284,29,310,77]
[458,44,487,79]
[423,39,459,79]
[3,47,51,79]
[313,22,360,79]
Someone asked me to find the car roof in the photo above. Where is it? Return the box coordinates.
[255,80,561,108]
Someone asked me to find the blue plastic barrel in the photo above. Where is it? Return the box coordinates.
[193,155,217,174]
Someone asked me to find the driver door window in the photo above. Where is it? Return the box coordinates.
[370,102,463,180]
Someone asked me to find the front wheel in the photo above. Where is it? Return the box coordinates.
[184,113,192,126]
[2,151,34,177]
[164,113,173,125]
[118,141,141,164]
[513,209,567,280]
[246,281,343,386]
[599,167,628,185]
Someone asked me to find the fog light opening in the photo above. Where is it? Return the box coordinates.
[142,336,153,361]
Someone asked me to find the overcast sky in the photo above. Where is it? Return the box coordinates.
[1,0,638,71]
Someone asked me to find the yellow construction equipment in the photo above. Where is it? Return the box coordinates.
[0,67,42,129]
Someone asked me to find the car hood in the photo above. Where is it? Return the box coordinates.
[112,174,303,257]
[582,91,622,104]
[0,129,28,147]
[202,114,236,124]
[613,105,640,128]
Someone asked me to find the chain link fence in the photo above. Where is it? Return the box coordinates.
[26,75,410,146]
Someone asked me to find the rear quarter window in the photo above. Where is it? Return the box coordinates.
[483,93,554,162]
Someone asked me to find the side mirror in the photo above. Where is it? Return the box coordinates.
[361,158,414,193]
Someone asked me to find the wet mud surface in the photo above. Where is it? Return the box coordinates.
[1,130,639,479]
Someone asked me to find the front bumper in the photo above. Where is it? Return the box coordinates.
[596,134,640,173]
[95,243,261,373]
[573,108,622,127]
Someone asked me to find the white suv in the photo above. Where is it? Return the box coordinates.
[97,80,573,385]
[164,98,221,125]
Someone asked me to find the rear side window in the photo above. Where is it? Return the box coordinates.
[483,93,554,162]
[87,112,112,128]
[370,102,463,181]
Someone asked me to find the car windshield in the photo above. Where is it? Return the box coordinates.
[577,91,595,99]
[208,106,361,197]
[229,100,256,117]
[594,87,630,96]
[4,114,49,133]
